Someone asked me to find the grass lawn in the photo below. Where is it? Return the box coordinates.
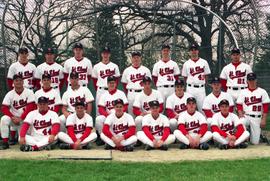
[0,158,270,181]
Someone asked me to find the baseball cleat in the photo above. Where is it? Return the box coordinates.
[145,145,153,151]
[9,138,18,145]
[159,145,168,151]
[236,143,248,149]
[134,141,142,147]
[95,137,105,146]
[82,143,91,150]
[20,144,34,152]
[199,143,209,150]
[104,144,114,150]
[0,142,9,150]
[59,143,71,150]
[218,144,228,150]
[124,145,134,152]
[179,143,189,149]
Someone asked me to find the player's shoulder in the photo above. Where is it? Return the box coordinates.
[123,112,133,119]
[184,92,194,98]
[116,89,126,95]
[167,93,176,101]
[159,113,168,119]
[23,88,34,94]
[47,110,58,117]
[28,109,39,116]
[195,111,205,118]
[84,112,93,119]
[229,112,239,119]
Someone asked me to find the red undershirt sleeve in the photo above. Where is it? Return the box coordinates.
[142,126,154,141]
[211,125,227,138]
[1,105,14,118]
[198,123,207,136]
[234,124,245,139]
[203,109,213,118]
[161,127,170,141]
[123,126,136,139]
[51,123,60,135]
[166,108,176,119]
[102,124,113,139]
[20,122,30,138]
[133,107,142,116]
[80,127,92,141]
[178,124,188,135]
[67,126,77,142]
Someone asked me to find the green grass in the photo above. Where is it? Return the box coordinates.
[0,158,270,181]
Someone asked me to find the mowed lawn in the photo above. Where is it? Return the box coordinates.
[0,158,270,181]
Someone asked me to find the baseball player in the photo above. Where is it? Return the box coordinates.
[220,48,252,101]
[35,47,64,93]
[174,97,212,150]
[133,76,164,131]
[121,51,151,116]
[34,73,62,113]
[202,77,234,122]
[92,47,120,116]
[236,73,270,144]
[63,43,92,88]
[101,99,137,151]
[95,76,128,145]
[211,99,249,149]
[181,44,211,112]
[166,79,194,131]
[58,101,97,150]
[1,74,36,149]
[7,47,36,90]
[152,44,180,102]
[59,71,94,131]
[137,100,175,151]
[19,96,60,151]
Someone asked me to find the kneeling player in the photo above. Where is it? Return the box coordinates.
[174,97,212,150]
[211,99,250,149]
[19,97,60,151]
[58,101,97,150]
[101,99,137,151]
[137,100,175,151]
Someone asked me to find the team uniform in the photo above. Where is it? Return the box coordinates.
[181,58,211,112]
[101,112,137,148]
[133,90,164,130]
[58,113,97,146]
[95,89,128,134]
[137,114,175,147]
[174,111,212,145]
[121,65,151,116]
[166,92,194,131]
[236,87,270,144]
[220,62,252,101]
[211,112,250,146]
[152,60,180,101]
[7,62,36,90]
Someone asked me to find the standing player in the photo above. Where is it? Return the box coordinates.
[1,74,35,149]
[121,51,151,116]
[202,77,234,122]
[63,43,92,88]
[181,44,211,112]
[236,73,270,144]
[19,97,60,151]
[137,100,175,151]
[166,79,193,131]
[59,72,94,131]
[101,99,137,151]
[152,44,180,101]
[34,73,62,113]
[35,47,64,93]
[58,101,97,150]
[92,47,121,115]
[133,76,164,131]
[220,48,252,101]
[7,47,36,90]
[174,97,212,150]
[211,99,249,149]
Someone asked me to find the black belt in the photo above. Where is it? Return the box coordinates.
[69,84,87,87]
[246,114,262,118]
[187,84,204,88]
[99,87,108,90]
[228,87,246,90]
[159,85,174,88]
[128,89,142,93]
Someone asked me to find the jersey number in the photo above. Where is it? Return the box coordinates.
[167,75,174,81]
[237,78,245,84]
[79,74,87,80]
[252,105,262,112]
[198,74,205,80]
[51,77,59,83]
[42,129,51,136]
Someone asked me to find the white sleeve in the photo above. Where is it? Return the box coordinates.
[98,93,106,106]
[202,97,211,110]
[152,63,158,77]
[62,92,68,106]
[7,64,15,79]
[146,67,152,77]
[104,115,113,125]
[181,62,188,77]
[66,114,74,127]
[85,114,93,128]
[127,114,135,126]
[59,65,64,79]
[54,91,62,105]
[210,114,218,126]
[231,114,241,127]
[133,95,140,108]
[204,61,211,75]
[177,112,186,125]
[87,59,93,76]
[84,88,94,103]
[220,67,227,80]
[27,90,35,103]
[63,60,69,74]
[115,65,121,77]
[165,96,173,109]
[121,69,128,83]
[246,65,253,74]
[92,65,98,78]
[34,66,41,79]
[51,111,60,124]
[2,92,11,106]
[174,62,180,75]
[121,92,128,104]
[157,91,164,104]
[236,91,244,104]
[199,113,207,125]
[141,116,149,127]
[227,93,234,107]
[24,111,34,125]
[163,115,170,127]
[262,89,270,104]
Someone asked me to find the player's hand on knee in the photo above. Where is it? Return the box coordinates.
[153,140,159,148]
[156,140,164,148]
[74,139,81,150]
[19,137,26,145]
[48,135,55,143]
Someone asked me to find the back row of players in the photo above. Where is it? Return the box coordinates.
[1,43,269,151]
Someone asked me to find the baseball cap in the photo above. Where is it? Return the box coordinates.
[218,99,229,107]
[247,72,257,81]
[231,47,240,54]
[44,47,55,54]
[113,99,124,106]
[189,44,199,51]
[74,101,86,107]
[211,77,220,84]
[38,96,49,103]
[142,76,152,83]
[107,76,117,82]
[175,79,185,86]
[18,47,28,54]
[42,73,51,80]
[102,47,111,53]
[149,100,159,107]
[13,74,23,80]
[73,43,83,49]
[131,51,141,57]
[187,97,196,104]
[70,71,79,79]
[161,44,171,50]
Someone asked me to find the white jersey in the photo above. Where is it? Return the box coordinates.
[181,58,211,85]
[92,62,120,88]
[152,60,180,86]
[220,62,252,88]
[202,92,234,113]
[62,86,94,113]
[66,113,93,135]
[104,112,135,136]
[166,92,194,114]
[63,57,92,86]
[133,89,164,112]
[24,110,60,137]
[121,65,151,90]
[2,88,35,117]
[236,87,270,116]
[7,62,36,89]
[35,88,62,111]
[211,112,242,135]
[35,62,64,89]
[178,111,207,134]
[142,114,170,136]
[98,90,128,113]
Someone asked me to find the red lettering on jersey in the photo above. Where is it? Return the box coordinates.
[105,101,114,110]
[19,71,33,79]
[185,120,200,133]
[220,122,234,134]
[72,66,87,74]
[74,123,86,134]
[70,96,85,106]
[48,98,55,105]
[113,123,129,135]
[100,69,116,79]
[229,70,246,79]
[13,99,28,110]
[143,102,150,111]
[45,70,60,77]
[159,68,174,76]
[174,103,187,114]
[130,73,146,83]
[190,66,204,76]
[150,125,163,136]
[212,104,220,113]
[33,119,52,130]
[244,96,262,106]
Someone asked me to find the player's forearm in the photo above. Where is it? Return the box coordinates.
[80,127,92,141]
[51,123,60,136]
[161,127,170,141]
[1,105,14,118]
[86,103,92,114]
[123,126,136,139]
[19,122,30,138]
